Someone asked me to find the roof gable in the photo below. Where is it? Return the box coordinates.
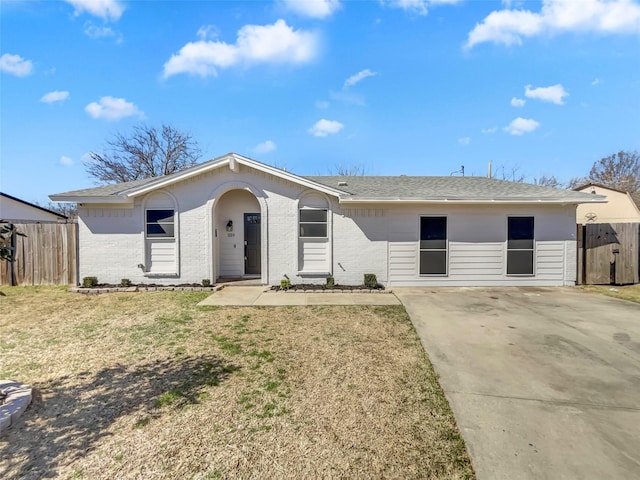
[50,153,345,202]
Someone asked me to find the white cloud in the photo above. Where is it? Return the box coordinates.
[85,96,144,121]
[591,77,602,86]
[344,69,377,88]
[504,117,540,135]
[466,0,640,49]
[40,91,70,103]
[482,127,498,134]
[0,53,33,77]
[65,0,124,21]
[197,25,219,40]
[315,100,330,109]
[525,83,568,105]
[60,155,74,167]
[253,140,277,154]
[458,137,471,145]
[308,119,344,137]
[383,0,461,15]
[84,23,123,42]
[511,97,526,107]
[281,0,341,18]
[163,19,318,78]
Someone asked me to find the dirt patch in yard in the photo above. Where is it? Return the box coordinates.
[0,286,473,479]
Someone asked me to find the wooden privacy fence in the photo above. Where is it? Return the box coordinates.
[0,222,78,286]
[577,223,640,285]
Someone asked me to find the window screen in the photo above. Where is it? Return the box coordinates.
[420,217,447,275]
[146,209,175,238]
[507,217,534,275]
[300,209,327,238]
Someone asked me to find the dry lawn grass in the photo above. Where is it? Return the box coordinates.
[0,287,474,479]
[582,284,640,304]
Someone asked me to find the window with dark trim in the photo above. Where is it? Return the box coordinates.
[507,216,534,275]
[299,208,328,238]
[419,216,447,275]
[146,209,175,238]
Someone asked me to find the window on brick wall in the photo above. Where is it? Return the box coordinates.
[298,194,331,274]
[144,193,178,275]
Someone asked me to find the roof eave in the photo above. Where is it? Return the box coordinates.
[48,194,133,204]
[338,197,608,205]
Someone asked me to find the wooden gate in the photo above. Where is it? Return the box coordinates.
[577,223,639,285]
[0,222,78,286]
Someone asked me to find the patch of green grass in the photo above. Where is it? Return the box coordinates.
[264,380,279,392]
[177,291,211,307]
[248,350,274,362]
[212,335,242,354]
[198,305,220,312]
[133,417,151,429]
[154,390,184,408]
[0,340,16,352]
[157,312,192,325]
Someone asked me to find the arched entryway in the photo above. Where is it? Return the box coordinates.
[210,185,267,283]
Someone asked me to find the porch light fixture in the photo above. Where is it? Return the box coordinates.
[226,220,233,232]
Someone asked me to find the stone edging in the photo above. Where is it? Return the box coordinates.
[0,380,32,434]
[70,285,222,294]
[274,288,393,294]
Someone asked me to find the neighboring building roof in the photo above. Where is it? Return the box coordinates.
[50,153,606,205]
[573,182,630,195]
[0,191,67,220]
[573,182,640,210]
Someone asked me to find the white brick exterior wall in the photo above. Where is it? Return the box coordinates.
[78,164,579,287]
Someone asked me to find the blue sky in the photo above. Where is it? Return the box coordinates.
[1,0,639,205]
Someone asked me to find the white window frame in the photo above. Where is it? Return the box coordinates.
[145,209,175,238]
[419,216,448,276]
[299,207,328,239]
[143,192,179,277]
[506,216,535,276]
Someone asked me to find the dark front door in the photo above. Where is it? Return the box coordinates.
[244,213,261,275]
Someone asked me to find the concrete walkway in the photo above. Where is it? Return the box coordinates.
[197,286,401,306]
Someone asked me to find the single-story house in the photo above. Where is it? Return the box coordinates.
[1,192,67,223]
[574,183,640,224]
[50,153,605,287]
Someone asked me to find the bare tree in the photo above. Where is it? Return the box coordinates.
[39,202,78,222]
[495,164,526,183]
[84,124,202,183]
[326,163,367,176]
[588,150,640,193]
[532,175,562,188]
[567,176,589,189]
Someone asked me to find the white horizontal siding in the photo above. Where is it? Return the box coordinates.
[388,241,418,280]
[535,241,564,280]
[449,242,503,276]
[299,239,329,273]
[147,240,176,273]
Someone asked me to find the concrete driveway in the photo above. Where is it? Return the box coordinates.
[395,287,640,480]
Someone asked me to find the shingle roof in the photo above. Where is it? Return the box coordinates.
[307,176,600,202]
[51,177,159,198]
[50,153,604,204]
